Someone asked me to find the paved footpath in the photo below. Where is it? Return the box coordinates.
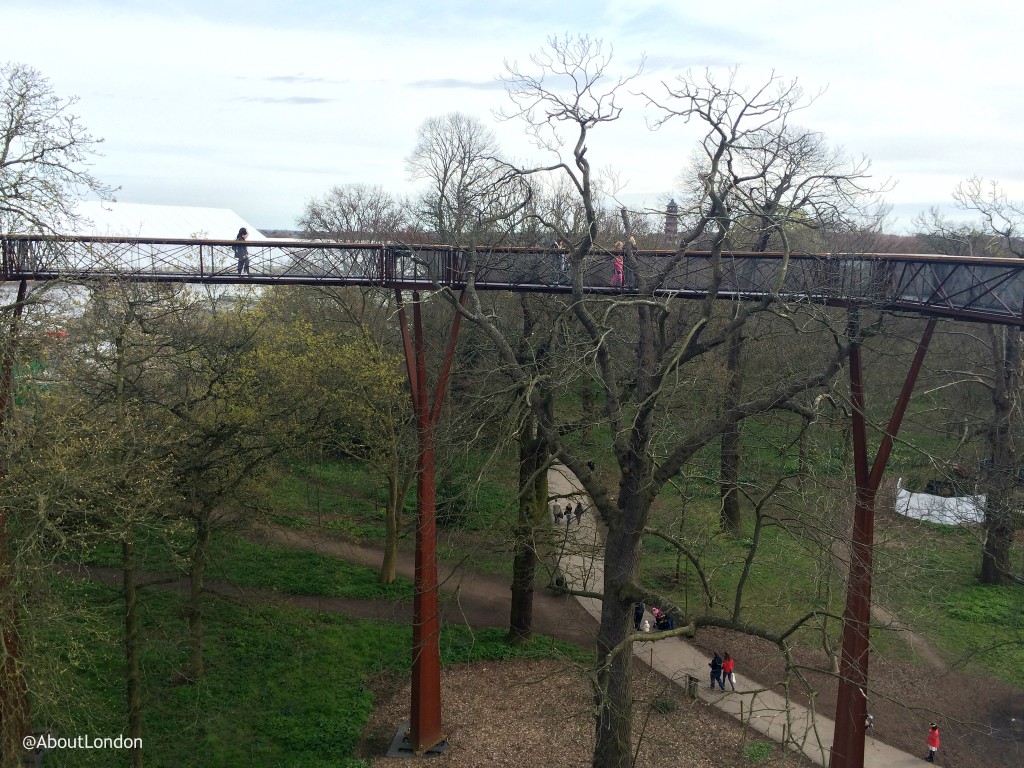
[547,464,924,768]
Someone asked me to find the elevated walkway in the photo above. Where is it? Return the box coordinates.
[2,235,1021,326]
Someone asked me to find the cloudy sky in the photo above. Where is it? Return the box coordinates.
[5,0,1022,232]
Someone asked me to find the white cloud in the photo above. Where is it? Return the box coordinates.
[4,0,1023,230]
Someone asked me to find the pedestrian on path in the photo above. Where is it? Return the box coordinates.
[709,651,725,690]
[651,606,665,630]
[722,652,736,690]
[574,502,585,524]
[926,723,940,762]
[553,503,563,523]
[633,602,646,631]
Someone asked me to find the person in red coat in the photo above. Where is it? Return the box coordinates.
[722,653,736,691]
[926,723,940,762]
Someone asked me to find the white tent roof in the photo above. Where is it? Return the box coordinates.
[72,201,265,240]
[894,478,985,526]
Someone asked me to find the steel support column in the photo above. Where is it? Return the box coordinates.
[394,288,465,756]
[831,314,937,768]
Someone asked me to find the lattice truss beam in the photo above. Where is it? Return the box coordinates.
[1,236,1021,326]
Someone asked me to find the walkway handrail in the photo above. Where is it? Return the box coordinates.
[1,235,1021,326]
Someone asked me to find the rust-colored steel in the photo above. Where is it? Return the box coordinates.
[831,315,937,768]
[394,290,465,755]
[410,295,443,754]
[429,291,467,426]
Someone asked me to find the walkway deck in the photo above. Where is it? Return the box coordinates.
[2,235,1021,326]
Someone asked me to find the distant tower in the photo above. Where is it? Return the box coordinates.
[664,199,679,236]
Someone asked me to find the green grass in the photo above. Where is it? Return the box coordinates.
[36,575,586,768]
[268,458,405,541]
[208,535,415,601]
[871,513,1024,684]
[38,577,409,768]
[75,530,416,602]
[745,740,774,764]
[633,458,1024,685]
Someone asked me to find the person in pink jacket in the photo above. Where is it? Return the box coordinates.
[611,242,624,287]
[926,723,940,762]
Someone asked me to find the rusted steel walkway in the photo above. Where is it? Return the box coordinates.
[2,235,1021,326]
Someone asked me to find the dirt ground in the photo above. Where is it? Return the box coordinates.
[259,524,1024,768]
[694,625,1024,768]
[358,658,795,768]
[72,520,1024,767]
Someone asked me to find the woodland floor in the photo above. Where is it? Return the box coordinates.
[67,522,1024,767]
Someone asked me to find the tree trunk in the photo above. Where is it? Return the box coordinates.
[981,432,1015,584]
[593,500,644,765]
[0,528,27,768]
[719,326,743,532]
[0,280,29,766]
[508,422,549,646]
[188,512,211,680]
[380,457,400,585]
[980,326,1020,585]
[581,382,595,445]
[123,538,143,768]
[592,447,647,768]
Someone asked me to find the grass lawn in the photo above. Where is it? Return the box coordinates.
[77,530,416,603]
[36,575,586,768]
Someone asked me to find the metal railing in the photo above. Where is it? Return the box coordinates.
[1,236,1021,326]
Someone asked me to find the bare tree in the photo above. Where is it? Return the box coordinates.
[0,62,112,233]
[406,112,522,244]
[666,104,887,532]
[0,62,111,763]
[915,179,1023,585]
[437,44,866,768]
[297,183,411,241]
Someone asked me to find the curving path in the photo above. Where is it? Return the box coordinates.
[546,463,925,768]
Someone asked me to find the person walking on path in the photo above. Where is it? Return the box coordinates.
[709,651,725,690]
[233,227,250,276]
[574,502,584,524]
[722,652,736,691]
[553,503,563,523]
[926,723,940,762]
[633,602,646,631]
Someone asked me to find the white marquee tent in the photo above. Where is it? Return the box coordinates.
[73,201,264,240]
[894,478,986,526]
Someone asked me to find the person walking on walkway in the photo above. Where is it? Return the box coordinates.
[234,227,250,276]
[610,242,624,287]
[925,723,940,762]
[709,651,725,690]
[574,502,584,524]
[722,652,736,690]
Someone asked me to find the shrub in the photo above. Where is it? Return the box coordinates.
[745,740,774,763]
[651,692,677,714]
